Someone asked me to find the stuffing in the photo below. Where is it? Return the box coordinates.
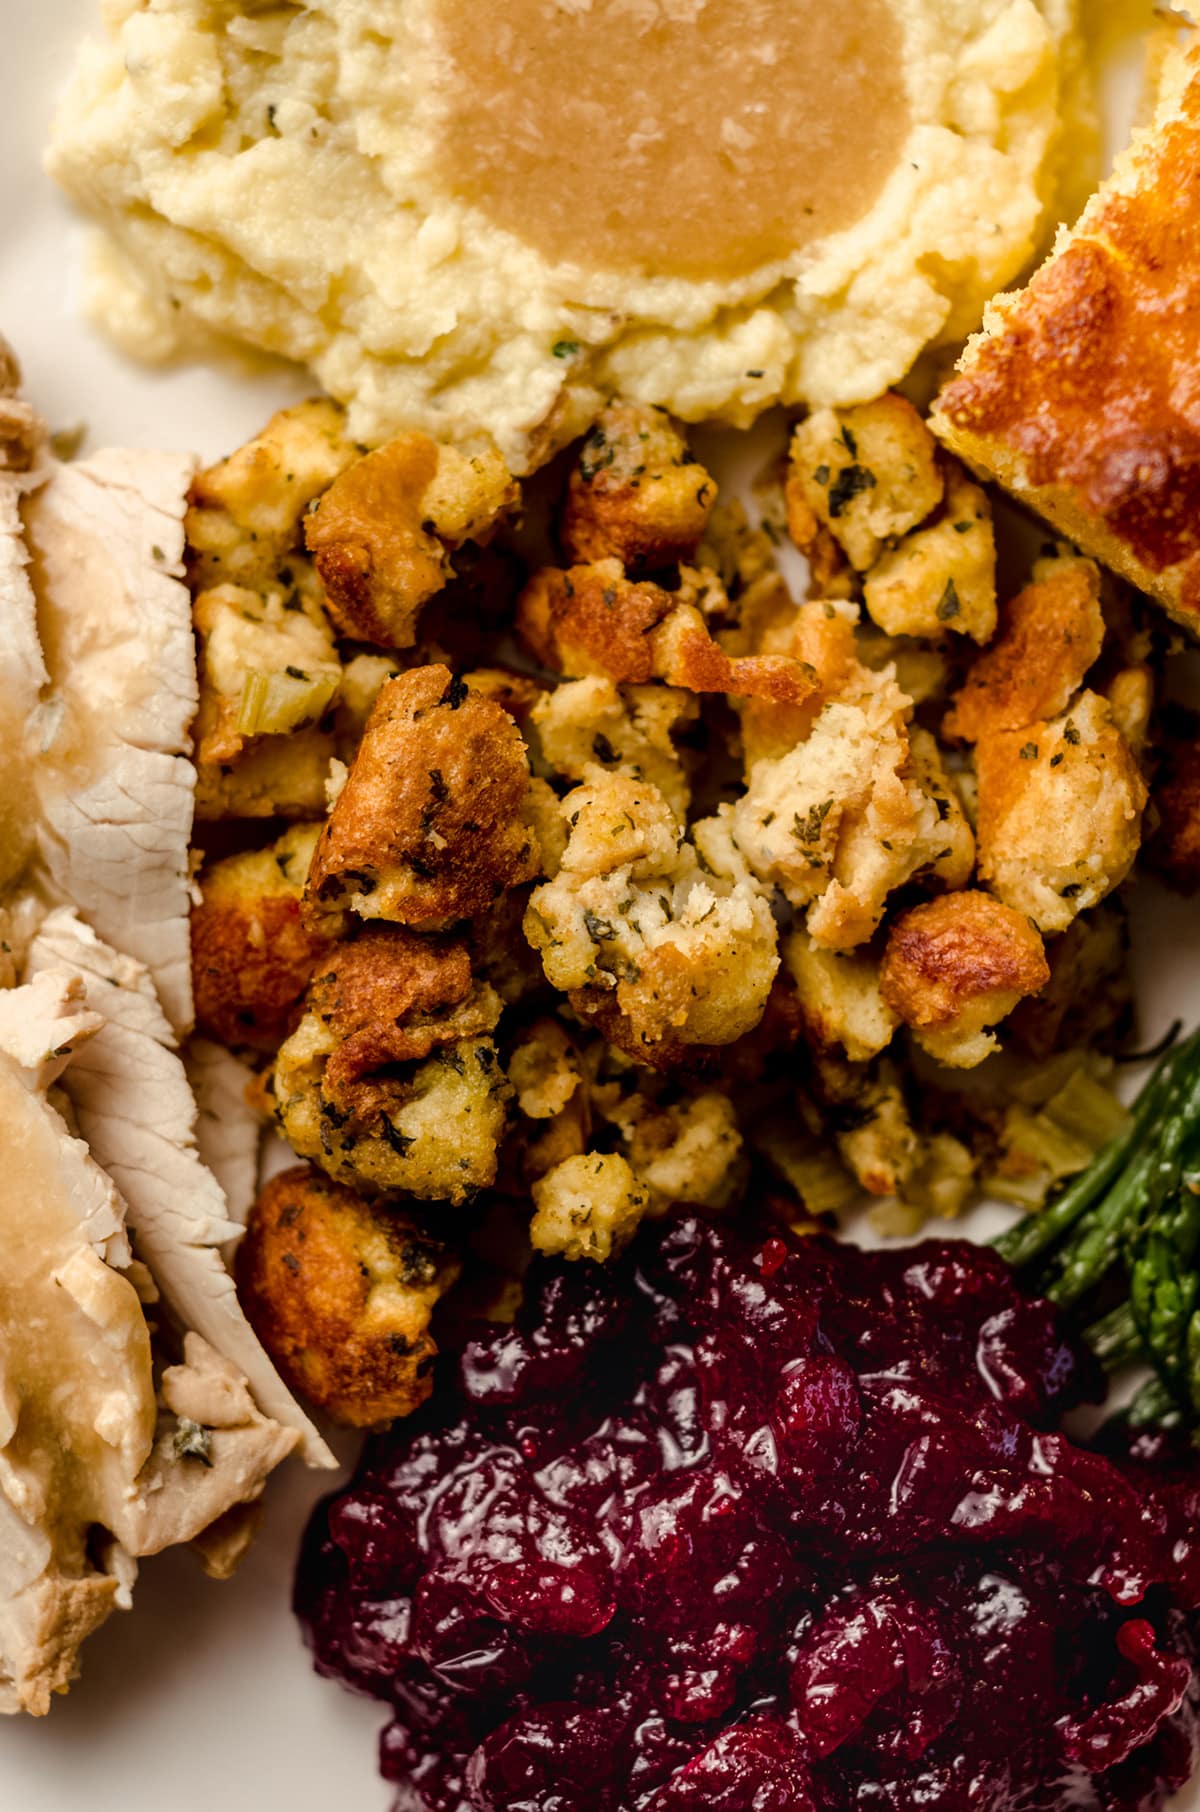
[782,931,898,1063]
[1147,715,1200,895]
[192,823,332,1052]
[1010,902,1132,1060]
[812,1052,920,1199]
[306,665,542,934]
[191,576,341,824]
[305,433,517,647]
[786,394,944,573]
[335,652,403,750]
[606,1089,744,1214]
[236,1165,459,1427]
[524,766,779,1063]
[516,559,817,706]
[697,498,779,604]
[879,891,1050,1069]
[1105,664,1155,760]
[975,689,1148,933]
[273,929,509,1202]
[728,673,974,949]
[559,402,716,571]
[507,1017,583,1121]
[862,468,997,643]
[943,556,1105,743]
[529,1152,650,1263]
[186,399,358,594]
[530,675,698,821]
[736,596,861,769]
[195,729,337,823]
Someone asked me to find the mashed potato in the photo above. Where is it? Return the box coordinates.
[51,0,1083,470]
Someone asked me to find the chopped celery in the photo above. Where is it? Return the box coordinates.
[236,663,341,738]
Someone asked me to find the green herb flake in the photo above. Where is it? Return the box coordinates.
[827,464,876,519]
[936,579,961,622]
[173,1418,213,1467]
[552,339,580,359]
[1020,743,1039,761]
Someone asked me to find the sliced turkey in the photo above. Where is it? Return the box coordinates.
[28,908,334,1469]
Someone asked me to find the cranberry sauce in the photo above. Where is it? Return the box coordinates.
[295,1214,1200,1811]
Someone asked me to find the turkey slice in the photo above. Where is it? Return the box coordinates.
[0,968,299,1715]
[186,1038,262,1238]
[28,909,334,1470]
[21,443,198,1035]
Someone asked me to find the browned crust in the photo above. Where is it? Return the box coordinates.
[933,47,1200,632]
[880,891,1049,1032]
[236,1165,458,1427]
[560,403,717,570]
[192,846,334,1053]
[306,663,539,928]
[1147,717,1200,894]
[943,561,1104,743]
[516,560,676,682]
[516,559,817,706]
[310,928,494,1098]
[305,434,449,646]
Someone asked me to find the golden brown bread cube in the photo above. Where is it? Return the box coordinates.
[273,927,509,1202]
[305,433,517,647]
[306,664,542,933]
[862,467,997,644]
[787,394,944,574]
[560,402,716,571]
[975,690,1148,934]
[192,824,333,1053]
[187,400,358,594]
[943,556,1105,743]
[880,890,1050,1070]
[931,44,1200,636]
[525,767,779,1064]
[236,1165,460,1427]
[529,1152,651,1263]
[517,559,818,707]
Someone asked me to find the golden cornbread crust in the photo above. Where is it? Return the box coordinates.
[932,43,1200,634]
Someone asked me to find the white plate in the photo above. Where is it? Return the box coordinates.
[0,5,1198,1810]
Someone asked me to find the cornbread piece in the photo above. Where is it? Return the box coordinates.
[305,433,517,647]
[880,891,1050,1069]
[783,931,899,1063]
[525,767,778,1063]
[944,556,1105,742]
[530,675,698,822]
[306,665,541,933]
[975,690,1148,934]
[862,467,997,644]
[1146,714,1200,894]
[187,400,357,594]
[192,824,331,1052]
[273,928,508,1202]
[932,43,1200,635]
[560,403,716,570]
[516,560,817,706]
[530,1153,650,1263]
[787,395,944,573]
[237,1166,459,1427]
